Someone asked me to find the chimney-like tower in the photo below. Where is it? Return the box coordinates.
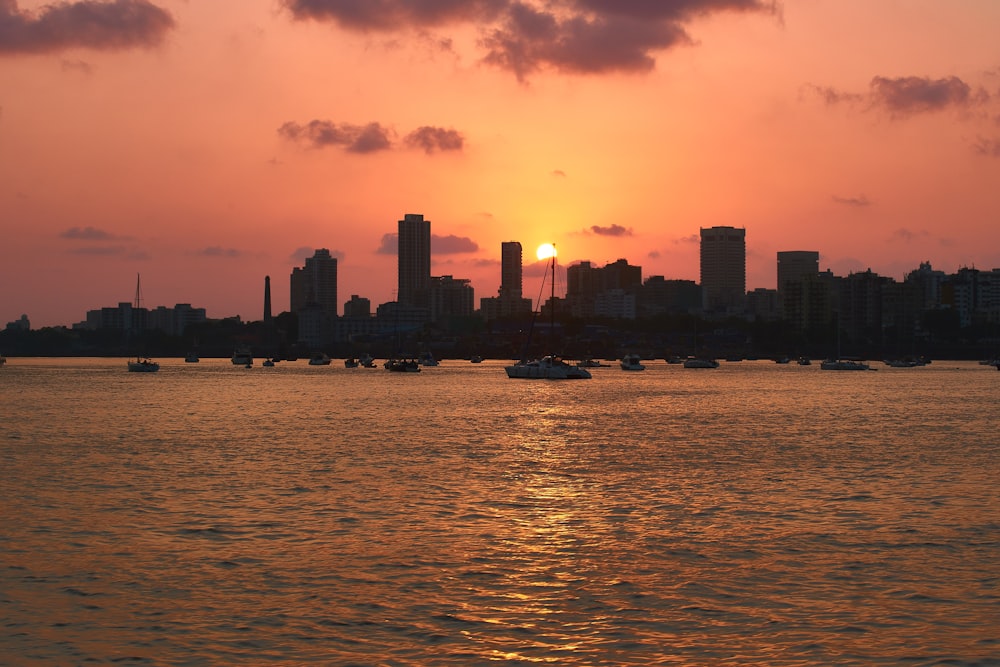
[264,275,272,322]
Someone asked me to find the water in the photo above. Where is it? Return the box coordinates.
[1,358,998,665]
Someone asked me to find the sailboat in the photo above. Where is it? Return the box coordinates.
[820,314,871,371]
[127,274,159,373]
[505,246,591,380]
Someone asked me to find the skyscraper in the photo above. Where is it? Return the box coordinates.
[290,249,338,316]
[500,241,523,301]
[700,226,746,314]
[398,213,431,308]
[777,251,819,293]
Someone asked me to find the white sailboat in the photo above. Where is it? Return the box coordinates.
[505,246,591,380]
[126,274,159,373]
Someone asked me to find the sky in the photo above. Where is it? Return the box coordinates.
[2,0,999,327]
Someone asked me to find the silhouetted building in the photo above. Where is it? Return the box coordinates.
[5,314,30,331]
[398,213,431,309]
[700,226,746,316]
[290,249,338,316]
[430,275,475,322]
[639,277,701,316]
[290,249,338,348]
[480,241,533,320]
[566,258,643,318]
[343,295,371,318]
[263,275,272,323]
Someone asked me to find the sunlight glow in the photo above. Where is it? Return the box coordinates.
[536,243,557,261]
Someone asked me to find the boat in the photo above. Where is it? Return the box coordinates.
[820,359,871,371]
[797,356,811,366]
[344,357,359,368]
[308,352,331,366]
[683,357,719,368]
[262,358,275,367]
[385,358,421,372]
[665,356,685,364]
[418,351,439,366]
[126,275,159,372]
[506,355,592,379]
[184,352,199,363]
[883,357,926,368]
[620,353,645,371]
[127,357,159,372]
[0,355,5,366]
[577,358,609,368]
[773,356,790,364]
[505,245,591,380]
[470,355,484,363]
[359,353,376,368]
[232,346,253,365]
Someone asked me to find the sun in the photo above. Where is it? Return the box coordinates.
[536,243,557,261]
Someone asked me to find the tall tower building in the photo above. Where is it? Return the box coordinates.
[290,249,338,316]
[263,275,272,322]
[398,213,431,307]
[777,251,819,293]
[700,226,746,314]
[500,241,523,301]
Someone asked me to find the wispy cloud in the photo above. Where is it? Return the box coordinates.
[60,225,117,240]
[809,75,989,118]
[973,136,1000,158]
[198,246,243,259]
[279,119,465,155]
[832,194,871,207]
[0,0,175,55]
[278,120,394,153]
[283,0,780,81]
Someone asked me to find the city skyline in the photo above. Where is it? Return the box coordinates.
[3,1,1000,327]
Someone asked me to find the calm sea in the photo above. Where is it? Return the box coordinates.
[1,358,998,666]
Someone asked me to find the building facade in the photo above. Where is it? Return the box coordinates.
[398,213,431,309]
[700,226,746,316]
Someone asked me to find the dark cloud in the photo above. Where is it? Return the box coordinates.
[589,223,632,237]
[889,228,926,243]
[278,120,394,153]
[869,75,975,116]
[61,225,115,240]
[0,0,175,55]
[283,0,779,80]
[199,246,243,258]
[432,234,478,254]
[802,84,864,106]
[404,126,464,154]
[284,0,508,30]
[832,194,871,207]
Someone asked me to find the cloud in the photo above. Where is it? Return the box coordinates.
[68,245,127,255]
[375,232,478,254]
[278,120,394,153]
[290,246,346,262]
[551,169,567,177]
[832,194,871,207]
[283,0,779,80]
[198,246,243,258]
[869,75,977,116]
[973,136,1000,157]
[60,225,115,240]
[0,0,175,55]
[284,0,509,30]
[889,228,927,243]
[432,233,478,254]
[588,223,632,237]
[61,59,93,74]
[812,75,987,117]
[404,126,464,153]
[376,233,398,254]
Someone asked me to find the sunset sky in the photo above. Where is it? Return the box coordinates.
[3,0,999,327]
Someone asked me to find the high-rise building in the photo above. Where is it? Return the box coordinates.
[777,251,819,294]
[398,213,431,308]
[263,275,273,323]
[290,249,338,316]
[500,241,523,301]
[700,226,746,315]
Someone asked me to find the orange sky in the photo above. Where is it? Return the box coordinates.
[2,0,999,327]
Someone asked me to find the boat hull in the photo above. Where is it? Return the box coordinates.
[506,356,592,379]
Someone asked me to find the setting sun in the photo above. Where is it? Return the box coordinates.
[536,243,557,261]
